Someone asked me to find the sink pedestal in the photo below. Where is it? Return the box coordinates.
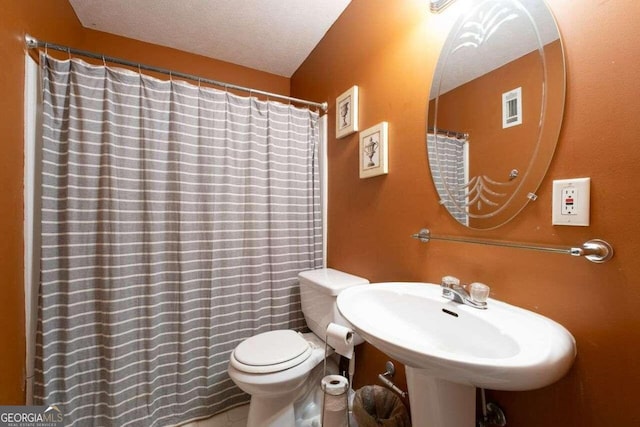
[406,366,475,427]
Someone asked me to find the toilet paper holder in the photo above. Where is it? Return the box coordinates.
[377,361,407,399]
[321,375,349,427]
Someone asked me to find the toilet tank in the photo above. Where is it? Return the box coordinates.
[298,268,369,344]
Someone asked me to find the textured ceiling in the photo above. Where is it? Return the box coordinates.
[69,0,352,77]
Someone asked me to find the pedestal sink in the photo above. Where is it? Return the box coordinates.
[336,282,576,427]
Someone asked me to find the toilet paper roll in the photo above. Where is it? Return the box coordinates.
[322,375,348,427]
[321,374,349,396]
[325,322,354,359]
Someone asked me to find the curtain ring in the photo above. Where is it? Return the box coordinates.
[102,55,107,67]
[67,47,71,60]
[197,77,201,89]
[43,43,50,71]
[169,71,173,82]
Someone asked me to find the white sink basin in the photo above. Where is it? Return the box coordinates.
[337,282,575,390]
[337,282,577,427]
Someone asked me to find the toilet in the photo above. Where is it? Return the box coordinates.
[227,268,369,427]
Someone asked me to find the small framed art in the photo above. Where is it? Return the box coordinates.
[336,85,359,138]
[359,122,389,179]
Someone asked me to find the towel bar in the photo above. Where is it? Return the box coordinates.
[411,228,613,263]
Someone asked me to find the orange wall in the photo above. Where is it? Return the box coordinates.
[292,0,640,426]
[0,0,289,404]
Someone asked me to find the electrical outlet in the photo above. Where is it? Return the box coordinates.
[552,178,590,226]
[561,187,577,215]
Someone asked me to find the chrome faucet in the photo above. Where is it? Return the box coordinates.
[440,276,489,310]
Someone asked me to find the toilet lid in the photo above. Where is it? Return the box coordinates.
[232,330,312,374]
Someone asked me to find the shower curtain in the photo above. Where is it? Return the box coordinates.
[34,54,322,426]
[427,133,468,224]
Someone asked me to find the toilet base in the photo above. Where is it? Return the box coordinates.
[245,357,337,427]
[247,394,297,427]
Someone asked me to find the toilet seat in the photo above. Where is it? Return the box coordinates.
[231,330,313,374]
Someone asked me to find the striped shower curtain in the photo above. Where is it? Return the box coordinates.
[34,54,322,426]
[427,133,468,224]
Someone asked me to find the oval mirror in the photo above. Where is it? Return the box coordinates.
[427,0,565,229]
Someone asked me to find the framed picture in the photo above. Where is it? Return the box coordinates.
[336,85,359,138]
[359,122,389,179]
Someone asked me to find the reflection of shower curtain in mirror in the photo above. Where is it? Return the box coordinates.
[34,54,322,426]
[427,134,468,224]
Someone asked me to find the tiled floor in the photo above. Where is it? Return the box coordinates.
[181,404,249,427]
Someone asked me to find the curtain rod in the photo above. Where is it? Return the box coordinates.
[428,127,469,139]
[25,34,328,112]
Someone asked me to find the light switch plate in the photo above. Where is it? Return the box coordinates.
[552,178,590,226]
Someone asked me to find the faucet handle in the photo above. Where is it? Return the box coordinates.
[441,276,460,288]
[469,282,490,303]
